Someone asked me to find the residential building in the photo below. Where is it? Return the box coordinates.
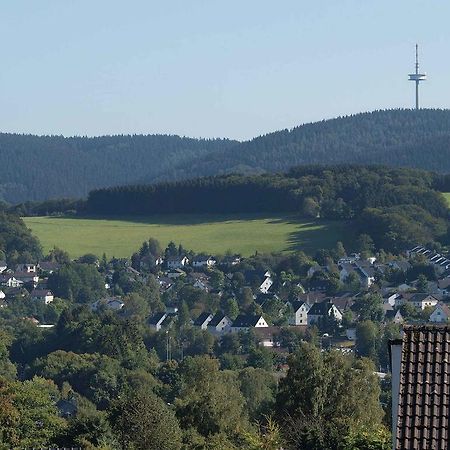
[148,312,168,331]
[231,315,268,332]
[193,312,213,330]
[166,256,189,269]
[192,255,216,268]
[207,313,232,335]
[307,302,343,326]
[429,303,450,323]
[289,301,310,326]
[31,289,54,305]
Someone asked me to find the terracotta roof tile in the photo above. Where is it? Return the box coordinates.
[396,325,450,450]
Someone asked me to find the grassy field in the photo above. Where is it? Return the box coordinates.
[443,192,450,207]
[23,214,348,259]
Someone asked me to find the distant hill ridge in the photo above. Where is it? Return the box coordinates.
[2,108,450,203]
[150,109,450,182]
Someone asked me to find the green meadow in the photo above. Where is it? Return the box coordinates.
[23,214,348,259]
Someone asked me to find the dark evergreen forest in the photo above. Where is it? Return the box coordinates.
[0,134,235,203]
[155,109,450,182]
[2,109,450,204]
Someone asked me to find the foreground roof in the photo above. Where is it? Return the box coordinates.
[395,325,450,450]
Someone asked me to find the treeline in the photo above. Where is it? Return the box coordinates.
[86,165,449,254]
[0,133,235,203]
[88,166,447,217]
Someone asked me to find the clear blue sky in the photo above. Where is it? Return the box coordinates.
[1,0,449,140]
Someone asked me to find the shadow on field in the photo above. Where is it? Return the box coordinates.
[285,220,351,253]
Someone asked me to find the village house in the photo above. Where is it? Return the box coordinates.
[38,261,61,274]
[192,255,216,268]
[13,271,39,287]
[15,263,36,273]
[231,314,269,332]
[91,297,125,312]
[429,303,450,323]
[189,273,211,292]
[289,301,311,326]
[207,313,232,335]
[307,302,343,326]
[384,309,404,324]
[166,256,189,269]
[0,261,7,273]
[408,293,438,310]
[193,312,213,330]
[437,277,450,296]
[0,290,5,300]
[0,275,23,288]
[167,268,186,279]
[259,274,273,294]
[31,289,54,305]
[219,255,241,267]
[254,326,286,347]
[148,312,168,331]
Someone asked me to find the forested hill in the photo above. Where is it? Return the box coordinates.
[3,109,450,204]
[147,109,450,182]
[0,134,235,204]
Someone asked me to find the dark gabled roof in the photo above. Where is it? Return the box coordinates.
[208,313,228,327]
[308,302,333,316]
[291,300,307,312]
[193,312,212,326]
[148,312,166,325]
[409,293,437,303]
[232,314,264,328]
[395,325,450,450]
[31,289,53,297]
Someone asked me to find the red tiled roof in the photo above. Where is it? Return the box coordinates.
[395,325,450,450]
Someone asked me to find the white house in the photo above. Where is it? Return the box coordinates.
[13,272,39,287]
[192,255,216,268]
[0,275,23,288]
[259,275,273,294]
[193,312,213,330]
[231,314,268,332]
[307,302,343,326]
[408,293,438,310]
[31,289,54,305]
[0,290,5,300]
[166,256,189,269]
[289,301,311,326]
[207,314,232,335]
[91,297,125,312]
[0,261,7,273]
[429,303,450,323]
[148,312,168,331]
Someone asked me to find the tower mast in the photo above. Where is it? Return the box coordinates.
[408,44,427,110]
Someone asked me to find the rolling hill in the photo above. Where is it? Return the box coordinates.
[2,108,450,204]
[148,109,450,182]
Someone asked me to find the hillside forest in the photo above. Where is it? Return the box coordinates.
[2,109,450,204]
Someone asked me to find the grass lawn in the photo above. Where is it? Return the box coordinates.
[443,192,450,207]
[23,213,349,259]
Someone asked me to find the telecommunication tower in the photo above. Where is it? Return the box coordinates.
[408,44,427,110]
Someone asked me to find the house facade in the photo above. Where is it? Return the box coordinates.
[289,301,311,326]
